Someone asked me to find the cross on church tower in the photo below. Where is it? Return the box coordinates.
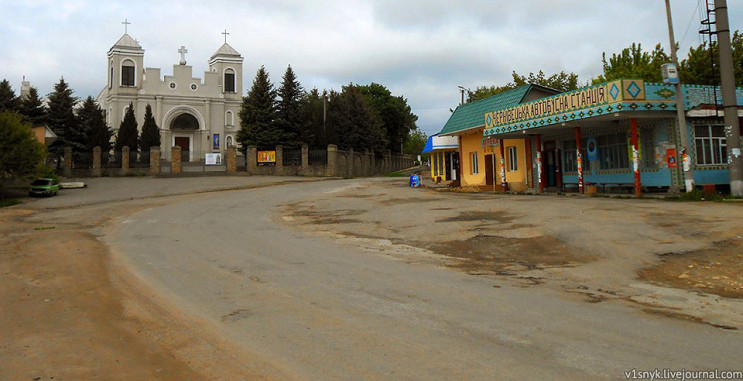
[122,19,131,34]
[178,45,188,65]
[222,29,230,44]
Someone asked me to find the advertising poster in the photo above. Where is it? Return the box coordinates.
[666,148,677,169]
[258,150,276,163]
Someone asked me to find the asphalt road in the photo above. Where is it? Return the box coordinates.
[107,179,743,380]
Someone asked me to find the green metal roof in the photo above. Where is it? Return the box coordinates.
[439,85,532,135]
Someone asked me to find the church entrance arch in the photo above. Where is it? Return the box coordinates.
[163,106,205,163]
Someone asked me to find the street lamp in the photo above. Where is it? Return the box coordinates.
[457,85,470,105]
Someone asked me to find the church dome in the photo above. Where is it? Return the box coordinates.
[210,43,241,60]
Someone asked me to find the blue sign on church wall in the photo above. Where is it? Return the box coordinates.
[213,133,220,149]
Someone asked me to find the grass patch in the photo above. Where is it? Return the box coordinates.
[666,190,726,202]
[0,199,21,208]
[384,171,407,177]
[34,226,55,231]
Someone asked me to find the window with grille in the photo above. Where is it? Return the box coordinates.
[470,152,479,174]
[507,146,518,171]
[695,124,727,165]
[597,132,629,170]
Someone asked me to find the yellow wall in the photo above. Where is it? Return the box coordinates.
[503,139,528,191]
[460,132,486,186]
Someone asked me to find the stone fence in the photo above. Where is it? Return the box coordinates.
[60,144,415,178]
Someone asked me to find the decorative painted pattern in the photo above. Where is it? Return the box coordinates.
[483,80,743,138]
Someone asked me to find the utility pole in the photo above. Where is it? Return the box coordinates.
[714,0,743,196]
[664,0,694,192]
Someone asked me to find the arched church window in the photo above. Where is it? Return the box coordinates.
[224,69,235,93]
[121,60,135,87]
[109,67,113,89]
[225,110,234,126]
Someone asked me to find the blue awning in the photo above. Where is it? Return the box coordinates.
[421,136,434,154]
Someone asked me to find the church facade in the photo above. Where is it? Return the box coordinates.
[96,32,244,161]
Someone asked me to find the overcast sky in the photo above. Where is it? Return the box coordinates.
[1,0,741,136]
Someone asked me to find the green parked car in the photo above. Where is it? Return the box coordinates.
[29,178,60,197]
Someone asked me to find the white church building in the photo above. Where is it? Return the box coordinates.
[97,29,243,161]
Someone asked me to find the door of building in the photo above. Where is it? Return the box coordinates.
[544,141,557,187]
[484,154,494,185]
[174,136,190,162]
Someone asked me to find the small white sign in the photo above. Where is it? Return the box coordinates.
[205,153,222,165]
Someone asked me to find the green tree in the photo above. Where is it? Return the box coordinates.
[47,78,83,159]
[680,30,743,87]
[0,79,20,113]
[327,84,386,152]
[356,83,418,153]
[139,104,161,152]
[77,96,112,153]
[0,111,45,187]
[404,127,427,156]
[275,65,305,147]
[237,66,279,150]
[115,102,139,152]
[19,86,46,126]
[593,43,669,84]
[468,70,579,102]
[299,88,326,147]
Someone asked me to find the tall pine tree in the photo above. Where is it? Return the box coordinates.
[237,66,278,150]
[77,96,112,153]
[327,84,386,152]
[139,104,160,152]
[0,79,20,113]
[115,102,139,152]
[299,88,326,147]
[19,86,46,126]
[275,65,304,147]
[47,78,83,158]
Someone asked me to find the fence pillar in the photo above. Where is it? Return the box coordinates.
[385,150,392,173]
[121,146,130,175]
[92,146,101,177]
[247,145,257,175]
[63,146,72,177]
[226,145,237,173]
[150,147,160,175]
[348,148,354,177]
[171,146,182,174]
[275,145,284,175]
[301,144,309,173]
[326,144,337,177]
[364,150,372,176]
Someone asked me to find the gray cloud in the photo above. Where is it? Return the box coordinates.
[1,0,740,136]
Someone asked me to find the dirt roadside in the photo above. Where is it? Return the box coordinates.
[0,197,288,381]
[278,179,743,330]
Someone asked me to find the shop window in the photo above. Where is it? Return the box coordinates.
[224,69,235,93]
[507,146,518,171]
[470,152,479,174]
[438,153,445,176]
[563,140,577,172]
[641,127,656,169]
[695,124,726,165]
[121,60,135,87]
[597,132,629,170]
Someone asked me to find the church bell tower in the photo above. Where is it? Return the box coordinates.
[107,20,144,96]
